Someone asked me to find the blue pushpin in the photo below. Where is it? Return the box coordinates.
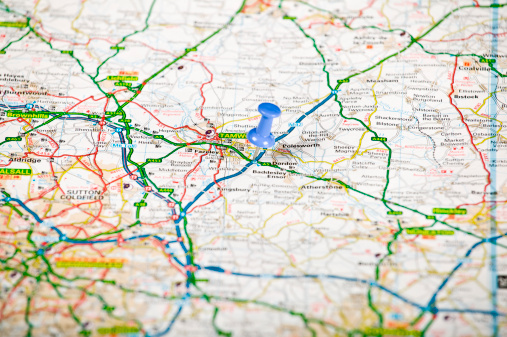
[247,102,281,160]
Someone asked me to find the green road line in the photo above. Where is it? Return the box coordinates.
[205,294,350,335]
[24,294,34,337]
[0,247,20,264]
[279,2,399,212]
[288,17,332,91]
[420,316,436,336]
[138,145,185,168]
[22,112,70,134]
[25,224,37,248]
[1,28,30,52]
[93,0,157,80]
[116,0,248,113]
[135,193,148,219]
[412,40,507,77]
[1,0,504,333]
[68,305,83,327]
[335,99,394,211]
[4,202,24,217]
[370,220,403,325]
[212,307,232,337]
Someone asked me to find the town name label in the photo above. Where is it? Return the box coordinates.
[0,168,31,175]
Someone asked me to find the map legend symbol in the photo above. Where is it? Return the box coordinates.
[247,102,281,160]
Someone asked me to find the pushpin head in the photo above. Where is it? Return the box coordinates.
[258,102,281,118]
[247,102,281,148]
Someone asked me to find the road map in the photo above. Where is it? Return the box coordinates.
[0,0,506,336]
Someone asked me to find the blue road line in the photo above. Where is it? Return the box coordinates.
[6,92,503,322]
[489,1,500,335]
[148,303,183,337]
[176,91,335,223]
[203,267,505,317]
[7,197,43,223]
[426,232,507,315]
[275,92,335,142]
[2,197,186,267]
[174,151,265,224]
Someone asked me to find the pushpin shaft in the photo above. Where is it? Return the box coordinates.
[256,116,274,138]
[252,148,260,161]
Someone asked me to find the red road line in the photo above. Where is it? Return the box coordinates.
[421,31,506,43]
[119,100,205,136]
[198,63,213,121]
[449,56,491,205]
[0,277,25,321]
[179,146,210,202]
[348,0,375,26]
[151,238,187,276]
[188,146,224,214]
[242,0,272,12]
[105,168,139,186]
[307,21,344,30]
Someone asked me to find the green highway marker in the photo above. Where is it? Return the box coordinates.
[105,111,123,116]
[433,208,466,215]
[97,326,139,334]
[406,229,454,236]
[219,133,246,139]
[0,168,31,175]
[364,327,421,336]
[107,75,138,81]
[114,81,132,87]
[0,21,28,28]
[7,111,49,118]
